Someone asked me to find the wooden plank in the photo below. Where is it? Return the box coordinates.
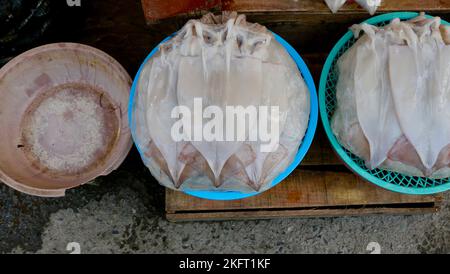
[142,14,450,57]
[141,0,450,21]
[166,169,441,213]
[141,0,221,22]
[301,127,341,166]
[167,207,440,222]
[224,0,450,13]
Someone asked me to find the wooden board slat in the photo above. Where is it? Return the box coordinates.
[167,207,439,222]
[141,0,221,21]
[224,0,450,13]
[301,127,341,166]
[166,126,442,222]
[142,0,450,21]
[142,14,450,59]
[166,169,441,213]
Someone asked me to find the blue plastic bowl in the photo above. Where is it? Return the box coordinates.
[129,32,318,200]
[319,12,450,195]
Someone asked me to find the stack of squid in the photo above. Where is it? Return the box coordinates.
[332,13,450,178]
[132,12,310,192]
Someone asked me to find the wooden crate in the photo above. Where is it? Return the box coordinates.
[163,1,449,222]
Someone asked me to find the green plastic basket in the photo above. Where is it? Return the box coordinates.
[319,12,450,195]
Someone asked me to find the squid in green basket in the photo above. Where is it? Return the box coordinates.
[332,13,450,178]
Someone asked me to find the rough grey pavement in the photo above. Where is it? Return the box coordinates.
[0,151,449,254]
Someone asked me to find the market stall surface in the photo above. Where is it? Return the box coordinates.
[0,151,448,254]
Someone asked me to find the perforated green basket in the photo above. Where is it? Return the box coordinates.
[319,12,450,195]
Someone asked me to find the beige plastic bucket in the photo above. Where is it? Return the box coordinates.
[0,43,132,197]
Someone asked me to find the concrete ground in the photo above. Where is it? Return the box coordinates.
[0,151,449,254]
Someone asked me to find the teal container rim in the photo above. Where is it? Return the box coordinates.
[129,32,318,201]
[319,12,450,195]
